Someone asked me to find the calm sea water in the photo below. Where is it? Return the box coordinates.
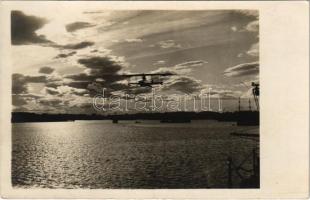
[12,120,259,188]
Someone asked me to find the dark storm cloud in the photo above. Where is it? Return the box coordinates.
[66,21,96,32]
[11,11,51,45]
[60,41,94,50]
[65,55,207,97]
[66,81,128,97]
[65,73,97,81]
[224,61,259,77]
[66,56,125,86]
[78,56,123,71]
[67,81,91,90]
[12,73,48,94]
[62,56,137,97]
[10,11,96,51]
[39,66,55,74]
[54,51,76,59]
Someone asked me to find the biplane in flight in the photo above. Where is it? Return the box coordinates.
[122,73,174,88]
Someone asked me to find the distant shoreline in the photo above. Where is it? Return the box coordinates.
[11,111,259,125]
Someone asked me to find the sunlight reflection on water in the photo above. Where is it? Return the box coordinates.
[12,120,258,188]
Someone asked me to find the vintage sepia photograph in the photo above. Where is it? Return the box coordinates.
[10,8,260,189]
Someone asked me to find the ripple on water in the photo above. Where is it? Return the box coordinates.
[12,120,259,188]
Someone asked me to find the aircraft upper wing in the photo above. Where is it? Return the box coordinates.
[120,73,175,77]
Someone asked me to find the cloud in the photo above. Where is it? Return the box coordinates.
[58,41,94,50]
[65,73,97,82]
[63,56,205,98]
[43,86,88,96]
[62,55,130,96]
[12,73,48,94]
[12,73,66,110]
[46,81,63,88]
[74,56,126,83]
[78,56,124,71]
[161,76,203,94]
[224,61,259,77]
[247,42,259,57]
[12,95,27,106]
[198,85,244,99]
[11,11,95,52]
[174,60,207,69]
[124,38,143,43]
[12,74,28,94]
[11,11,51,45]
[155,40,182,49]
[11,11,95,51]
[245,20,259,32]
[151,60,207,75]
[38,98,63,107]
[212,89,242,99]
[232,10,258,33]
[241,88,256,98]
[124,87,152,95]
[67,81,92,90]
[12,93,43,107]
[232,10,258,20]
[44,87,60,95]
[237,53,244,58]
[231,26,237,32]
[24,75,47,83]
[54,51,77,59]
[153,60,166,66]
[150,67,178,76]
[65,21,95,32]
[39,66,55,74]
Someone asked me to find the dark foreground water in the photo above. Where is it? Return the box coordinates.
[12,120,259,189]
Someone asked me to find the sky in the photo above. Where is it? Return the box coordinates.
[11,8,259,114]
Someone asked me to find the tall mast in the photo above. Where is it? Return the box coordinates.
[248,98,252,111]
